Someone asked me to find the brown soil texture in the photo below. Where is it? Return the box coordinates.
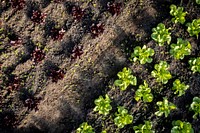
[0,0,200,133]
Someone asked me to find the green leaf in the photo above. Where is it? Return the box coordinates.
[114,67,137,90]
[114,79,123,86]
[151,61,171,84]
[186,19,200,38]
[94,94,112,116]
[151,23,171,46]
[130,45,154,64]
[114,106,133,129]
[155,98,176,117]
[76,122,95,133]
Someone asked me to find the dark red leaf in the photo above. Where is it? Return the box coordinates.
[31,47,45,63]
[31,10,47,24]
[90,23,104,38]
[107,2,122,16]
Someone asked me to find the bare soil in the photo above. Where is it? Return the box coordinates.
[0,0,200,133]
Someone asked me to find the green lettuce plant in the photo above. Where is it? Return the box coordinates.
[196,0,200,5]
[76,122,95,133]
[186,19,200,38]
[114,67,137,91]
[155,97,176,117]
[188,57,200,73]
[171,120,194,133]
[151,23,171,46]
[93,94,112,116]
[134,80,153,103]
[151,61,172,84]
[172,79,189,97]
[170,4,187,24]
[133,120,155,133]
[130,45,154,64]
[170,38,191,60]
[114,106,133,129]
[190,97,200,119]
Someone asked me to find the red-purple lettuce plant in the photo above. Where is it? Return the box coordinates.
[24,96,42,111]
[10,0,25,10]
[49,68,65,82]
[71,6,84,22]
[31,47,45,64]
[31,10,47,24]
[71,45,83,60]
[90,23,104,38]
[7,75,21,92]
[50,27,65,41]
[107,1,122,16]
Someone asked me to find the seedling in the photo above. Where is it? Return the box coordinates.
[188,57,200,73]
[49,68,65,82]
[114,106,133,129]
[31,47,45,63]
[172,79,189,97]
[107,2,122,16]
[114,67,137,91]
[94,94,112,116]
[10,0,25,10]
[90,23,104,38]
[170,4,187,24]
[7,76,21,92]
[171,120,194,133]
[133,120,155,133]
[186,19,200,38]
[151,23,171,46]
[24,96,42,111]
[170,38,191,60]
[31,10,47,24]
[134,80,153,103]
[151,61,172,84]
[155,97,176,117]
[190,97,200,119]
[71,45,83,60]
[50,27,65,41]
[76,122,95,133]
[130,45,154,64]
[71,6,84,22]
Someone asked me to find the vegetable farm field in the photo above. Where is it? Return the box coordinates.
[0,0,200,133]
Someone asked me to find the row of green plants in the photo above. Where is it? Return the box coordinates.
[76,92,199,132]
[75,3,200,133]
[76,119,195,133]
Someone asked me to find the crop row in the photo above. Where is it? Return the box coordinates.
[76,3,200,133]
